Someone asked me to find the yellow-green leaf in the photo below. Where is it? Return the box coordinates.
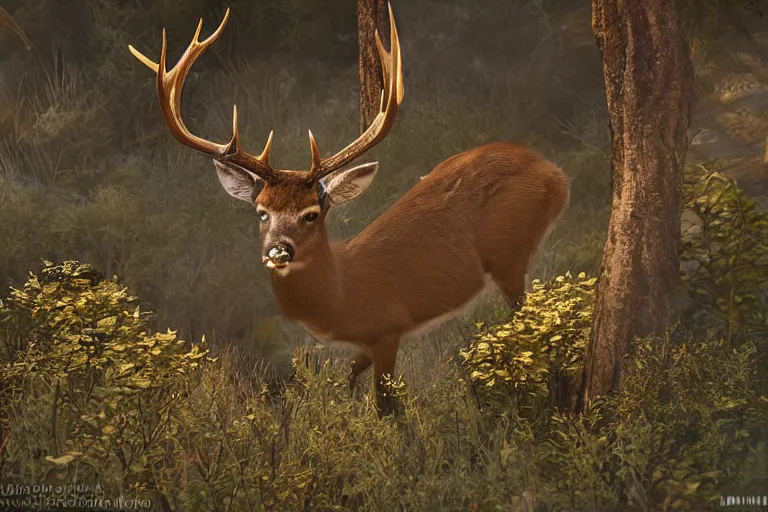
[97,316,118,329]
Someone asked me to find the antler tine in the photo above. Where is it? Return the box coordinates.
[308,130,322,169]
[259,129,275,165]
[128,9,279,181]
[305,2,403,182]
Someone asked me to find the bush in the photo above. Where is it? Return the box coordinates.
[0,262,519,510]
[459,271,595,417]
[680,162,768,344]
[459,272,767,510]
[542,331,768,512]
[0,260,209,507]
[1,254,767,511]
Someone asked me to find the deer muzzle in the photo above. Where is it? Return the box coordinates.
[264,243,294,269]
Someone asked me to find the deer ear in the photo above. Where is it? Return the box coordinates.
[320,162,379,206]
[213,159,264,202]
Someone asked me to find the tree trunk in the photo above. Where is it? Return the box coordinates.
[577,0,693,411]
[764,136,768,164]
[357,0,390,132]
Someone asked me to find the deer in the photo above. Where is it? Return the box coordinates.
[128,3,570,416]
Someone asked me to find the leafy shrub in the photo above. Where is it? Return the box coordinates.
[542,331,768,512]
[680,163,768,344]
[459,271,595,416]
[615,332,766,510]
[0,260,209,505]
[0,265,525,510]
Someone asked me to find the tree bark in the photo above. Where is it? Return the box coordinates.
[764,136,768,164]
[357,0,390,133]
[577,0,693,411]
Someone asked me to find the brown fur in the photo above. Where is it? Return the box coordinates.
[130,2,567,416]
[257,177,318,211]
[258,142,570,415]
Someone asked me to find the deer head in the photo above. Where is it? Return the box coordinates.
[128,5,403,275]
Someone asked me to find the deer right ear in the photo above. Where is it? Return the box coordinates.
[320,161,379,206]
[213,159,264,202]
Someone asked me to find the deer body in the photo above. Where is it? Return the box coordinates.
[271,142,569,343]
[129,4,569,416]
[263,142,569,406]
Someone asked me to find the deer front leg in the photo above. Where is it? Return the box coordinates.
[369,336,401,418]
[349,351,372,392]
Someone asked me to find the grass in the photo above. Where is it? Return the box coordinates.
[0,0,611,361]
[9,1,766,509]
[1,256,765,511]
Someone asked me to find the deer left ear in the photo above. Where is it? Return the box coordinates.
[320,162,379,206]
[213,159,265,202]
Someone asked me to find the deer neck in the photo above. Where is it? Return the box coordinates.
[268,235,344,330]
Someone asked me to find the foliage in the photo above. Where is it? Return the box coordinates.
[546,331,768,511]
[680,163,768,343]
[459,272,595,416]
[614,333,766,510]
[455,169,768,510]
[0,260,210,502]
[166,352,412,511]
[0,253,767,510]
[460,294,767,511]
[0,264,528,510]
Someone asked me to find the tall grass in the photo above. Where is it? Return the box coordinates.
[0,0,611,365]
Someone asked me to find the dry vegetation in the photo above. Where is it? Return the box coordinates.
[0,0,608,360]
[1,0,767,510]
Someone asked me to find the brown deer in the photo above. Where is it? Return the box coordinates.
[129,3,570,416]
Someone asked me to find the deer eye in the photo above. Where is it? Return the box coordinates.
[258,211,269,222]
[303,211,319,223]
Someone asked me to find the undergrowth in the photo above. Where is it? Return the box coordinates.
[2,1,767,510]
[1,162,766,511]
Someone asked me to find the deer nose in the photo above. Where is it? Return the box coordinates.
[266,243,294,264]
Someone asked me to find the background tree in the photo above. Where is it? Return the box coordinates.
[577,0,693,410]
[357,0,390,132]
[764,137,767,164]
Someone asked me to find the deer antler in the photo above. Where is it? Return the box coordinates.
[128,9,279,182]
[304,2,403,182]
[0,6,32,50]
